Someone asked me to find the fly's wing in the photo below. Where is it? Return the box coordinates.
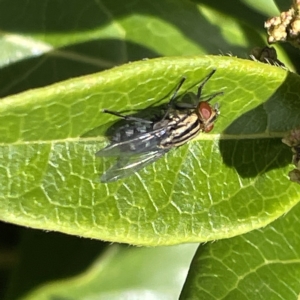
[96,131,160,157]
[96,121,170,157]
[101,149,169,183]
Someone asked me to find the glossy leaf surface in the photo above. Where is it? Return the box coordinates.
[1,56,300,245]
[181,201,300,299]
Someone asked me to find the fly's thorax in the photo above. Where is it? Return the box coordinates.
[176,113,198,127]
[179,92,198,106]
[152,119,171,130]
[159,112,202,148]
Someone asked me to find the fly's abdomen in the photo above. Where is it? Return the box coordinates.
[111,122,153,143]
[99,121,169,156]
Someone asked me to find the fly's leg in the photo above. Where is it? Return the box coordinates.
[195,69,223,105]
[164,69,219,113]
[161,77,186,120]
[103,109,153,124]
[196,69,216,99]
[202,91,224,103]
[175,90,223,109]
[174,100,196,110]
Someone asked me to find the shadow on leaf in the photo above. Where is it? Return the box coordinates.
[0,39,161,98]
[219,71,300,177]
[0,0,268,99]
[219,138,291,178]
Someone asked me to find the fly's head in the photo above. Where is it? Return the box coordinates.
[197,101,219,133]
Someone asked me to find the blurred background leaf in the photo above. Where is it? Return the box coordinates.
[7,235,198,300]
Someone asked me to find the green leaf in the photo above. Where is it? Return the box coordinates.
[180,201,300,300]
[2,1,300,299]
[1,55,300,246]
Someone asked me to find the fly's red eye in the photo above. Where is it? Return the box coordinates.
[198,102,212,121]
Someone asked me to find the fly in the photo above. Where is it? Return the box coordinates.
[96,69,223,182]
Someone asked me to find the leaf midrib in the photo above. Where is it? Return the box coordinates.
[0,131,288,147]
